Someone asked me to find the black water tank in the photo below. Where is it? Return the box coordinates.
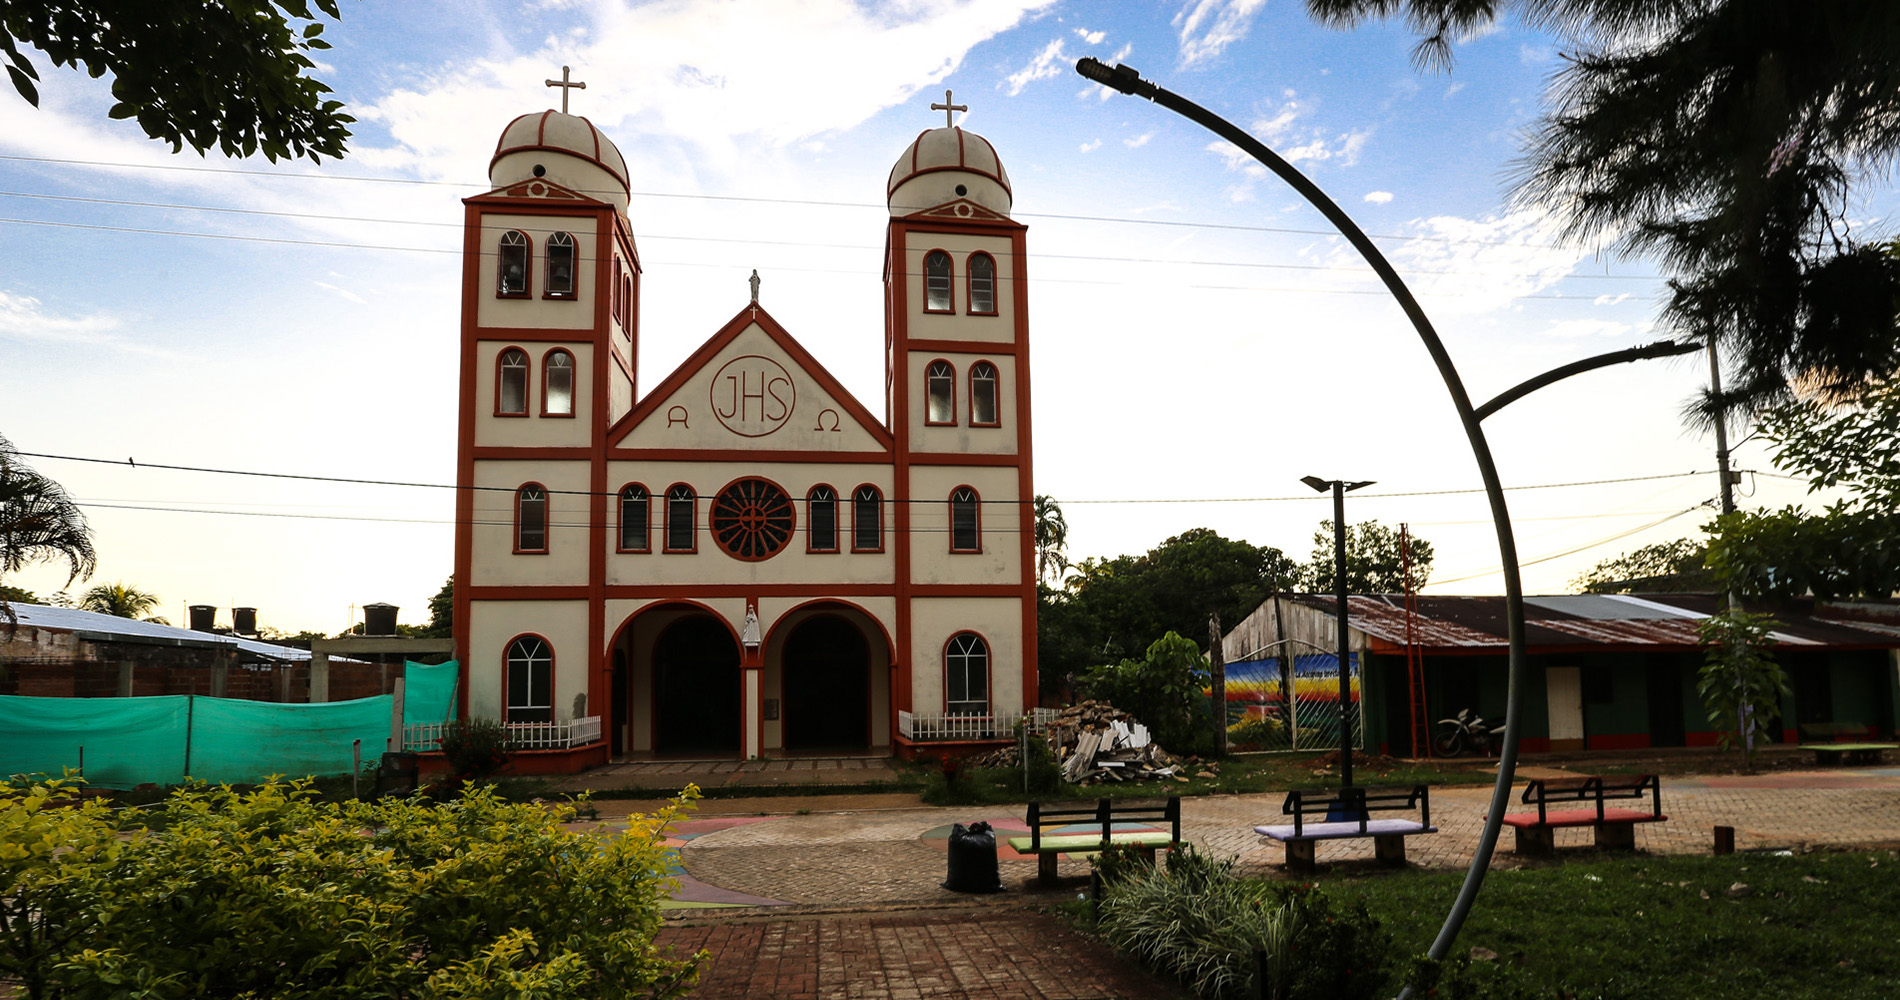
[232,607,257,635]
[363,602,399,636]
[188,605,216,632]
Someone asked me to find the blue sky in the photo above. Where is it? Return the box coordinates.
[0,0,1835,633]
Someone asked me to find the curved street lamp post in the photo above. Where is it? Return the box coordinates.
[1074,57,1698,976]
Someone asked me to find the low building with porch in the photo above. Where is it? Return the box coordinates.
[1219,593,1900,757]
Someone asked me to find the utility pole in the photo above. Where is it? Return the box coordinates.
[1708,339,1739,517]
[1208,612,1227,756]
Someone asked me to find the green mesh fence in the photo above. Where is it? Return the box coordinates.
[1,660,463,789]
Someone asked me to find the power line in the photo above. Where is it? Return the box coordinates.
[1424,504,1709,587]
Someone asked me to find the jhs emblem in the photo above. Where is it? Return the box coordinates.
[711,355,795,437]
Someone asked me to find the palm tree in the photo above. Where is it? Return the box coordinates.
[1307,1,1900,411]
[77,581,163,621]
[1033,494,1070,586]
[0,434,97,627]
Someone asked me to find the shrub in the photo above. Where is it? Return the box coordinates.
[1096,847,1395,1000]
[1227,714,1286,750]
[439,717,518,782]
[1077,631,1211,751]
[0,777,703,1000]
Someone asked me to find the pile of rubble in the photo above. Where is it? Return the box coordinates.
[961,701,1221,785]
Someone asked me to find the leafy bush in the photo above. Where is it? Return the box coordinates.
[1227,714,1286,750]
[439,716,518,782]
[1077,631,1211,752]
[1096,847,1395,1000]
[1018,721,1065,794]
[1,777,702,999]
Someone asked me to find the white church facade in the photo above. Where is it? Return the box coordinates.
[451,101,1038,766]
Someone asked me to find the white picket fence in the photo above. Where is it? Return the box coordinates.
[898,707,1058,742]
[403,715,602,752]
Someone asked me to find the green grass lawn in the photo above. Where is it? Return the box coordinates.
[1313,850,1900,999]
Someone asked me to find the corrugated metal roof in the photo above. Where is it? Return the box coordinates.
[1281,593,1900,652]
[7,603,320,662]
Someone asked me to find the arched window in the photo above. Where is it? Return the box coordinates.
[505,635,553,723]
[923,250,953,312]
[949,487,980,552]
[516,484,548,553]
[498,230,530,297]
[665,484,696,552]
[967,252,997,314]
[618,484,650,552]
[945,633,989,715]
[543,349,575,416]
[926,360,955,425]
[808,485,839,552]
[852,485,883,552]
[545,231,576,298]
[969,361,999,427]
[497,348,529,415]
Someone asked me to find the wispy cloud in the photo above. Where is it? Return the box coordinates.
[1173,0,1268,66]
[1364,190,1394,204]
[1124,132,1154,148]
[1079,139,1102,153]
[0,290,177,358]
[1006,37,1068,96]
[313,281,368,305]
[1543,318,1635,339]
[1075,28,1106,45]
[1386,207,1604,317]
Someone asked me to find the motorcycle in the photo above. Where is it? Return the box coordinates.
[1433,708,1504,757]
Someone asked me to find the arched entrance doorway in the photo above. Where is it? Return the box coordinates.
[653,616,741,756]
[782,615,870,751]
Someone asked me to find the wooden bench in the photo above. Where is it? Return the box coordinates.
[1800,721,1874,742]
[1799,742,1896,766]
[1495,774,1666,857]
[1253,784,1437,872]
[1006,797,1181,886]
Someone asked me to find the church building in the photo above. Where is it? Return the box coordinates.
[451,94,1037,767]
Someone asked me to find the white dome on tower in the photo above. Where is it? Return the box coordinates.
[490,110,630,215]
[887,126,1012,218]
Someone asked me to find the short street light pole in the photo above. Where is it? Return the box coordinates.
[1303,476,1374,789]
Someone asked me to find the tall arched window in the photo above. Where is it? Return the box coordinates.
[542,349,575,416]
[505,635,553,723]
[497,348,529,415]
[618,484,650,552]
[545,232,576,298]
[969,361,999,427]
[926,360,955,425]
[516,484,548,553]
[852,485,883,552]
[945,633,990,715]
[923,250,953,312]
[498,230,530,297]
[665,484,696,552]
[949,487,980,552]
[807,485,839,552]
[967,252,997,314]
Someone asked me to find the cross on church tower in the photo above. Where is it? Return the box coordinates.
[930,89,967,128]
[546,66,586,114]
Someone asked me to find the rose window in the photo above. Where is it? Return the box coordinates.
[710,478,795,560]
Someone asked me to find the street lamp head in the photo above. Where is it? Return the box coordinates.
[1075,58,1154,98]
[1300,475,1330,493]
[1344,480,1377,492]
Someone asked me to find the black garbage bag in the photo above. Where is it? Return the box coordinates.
[942,820,1004,893]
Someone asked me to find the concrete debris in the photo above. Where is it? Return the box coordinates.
[955,700,1221,786]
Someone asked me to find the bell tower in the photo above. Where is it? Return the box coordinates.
[882,93,1038,725]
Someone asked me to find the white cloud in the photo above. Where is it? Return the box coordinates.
[0,290,177,358]
[1124,132,1153,148]
[1173,0,1268,66]
[1364,191,1394,204]
[1385,207,1605,317]
[1079,139,1102,153]
[1445,82,1465,98]
[1006,37,1068,96]
[1593,292,1631,306]
[1206,140,1268,180]
[1243,92,1370,167]
[313,281,368,305]
[1075,28,1106,45]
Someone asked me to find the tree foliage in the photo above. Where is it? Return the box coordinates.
[1033,494,1070,586]
[75,580,162,621]
[1696,608,1788,771]
[422,574,455,639]
[1299,520,1433,594]
[1572,537,1715,593]
[1,0,354,162]
[1307,1,1900,410]
[0,434,95,628]
[1038,528,1298,686]
[1704,505,1900,600]
[1076,631,1211,752]
[0,778,703,999]
[1760,374,1900,506]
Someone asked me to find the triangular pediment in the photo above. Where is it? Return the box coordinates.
[463,177,606,208]
[901,199,1013,223]
[612,304,892,454]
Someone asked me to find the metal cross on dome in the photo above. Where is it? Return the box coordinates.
[546,66,586,114]
[930,89,967,127]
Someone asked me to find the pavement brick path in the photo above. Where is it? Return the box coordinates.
[657,909,1191,999]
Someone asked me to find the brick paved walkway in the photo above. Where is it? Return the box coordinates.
[657,909,1190,999]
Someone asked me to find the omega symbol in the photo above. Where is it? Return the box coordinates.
[711,354,795,437]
